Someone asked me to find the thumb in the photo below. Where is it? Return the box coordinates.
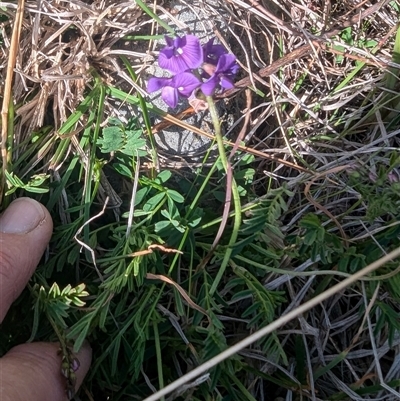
[0,197,53,322]
[0,342,92,401]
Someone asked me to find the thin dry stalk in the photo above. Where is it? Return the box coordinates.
[1,0,24,198]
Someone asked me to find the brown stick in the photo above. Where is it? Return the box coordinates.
[1,0,25,198]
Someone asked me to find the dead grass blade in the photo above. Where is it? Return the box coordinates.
[146,272,211,323]
[1,0,25,199]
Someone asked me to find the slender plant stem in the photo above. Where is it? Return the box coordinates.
[205,96,242,296]
[153,320,165,401]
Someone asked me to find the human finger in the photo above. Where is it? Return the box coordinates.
[0,342,92,401]
[0,197,53,322]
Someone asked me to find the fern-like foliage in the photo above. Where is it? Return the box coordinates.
[227,264,287,364]
[237,185,293,252]
[32,282,88,329]
[297,213,344,264]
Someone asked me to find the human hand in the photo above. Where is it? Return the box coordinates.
[0,198,92,401]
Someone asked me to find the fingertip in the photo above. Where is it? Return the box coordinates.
[0,198,53,322]
[74,341,92,389]
[0,197,53,235]
[1,342,91,401]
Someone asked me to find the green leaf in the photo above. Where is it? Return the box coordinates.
[49,282,61,297]
[107,117,124,127]
[134,187,150,205]
[171,220,185,232]
[231,289,253,302]
[5,171,24,187]
[167,189,184,203]
[161,209,171,219]
[25,186,49,194]
[113,163,133,178]
[303,229,317,245]
[28,297,41,342]
[235,168,256,182]
[299,213,321,229]
[143,192,166,211]
[5,187,17,196]
[167,197,180,219]
[188,215,202,228]
[99,126,125,153]
[71,297,86,307]
[157,170,171,184]
[237,184,247,196]
[340,27,353,44]
[111,335,121,376]
[76,283,88,294]
[60,284,72,296]
[214,190,225,202]
[225,277,245,290]
[73,320,91,352]
[242,302,260,318]
[122,130,147,156]
[154,220,171,232]
[29,174,49,186]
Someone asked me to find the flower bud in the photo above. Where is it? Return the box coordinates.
[71,357,80,372]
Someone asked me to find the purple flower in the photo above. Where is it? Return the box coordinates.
[202,38,227,66]
[147,34,239,107]
[158,35,203,74]
[201,53,239,96]
[147,72,201,108]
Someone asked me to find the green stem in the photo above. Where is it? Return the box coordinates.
[153,320,165,401]
[206,96,242,296]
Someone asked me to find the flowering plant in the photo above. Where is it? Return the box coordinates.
[147,35,239,108]
[147,34,242,295]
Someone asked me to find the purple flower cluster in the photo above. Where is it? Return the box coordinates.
[147,35,239,108]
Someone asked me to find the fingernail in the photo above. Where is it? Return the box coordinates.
[0,198,46,234]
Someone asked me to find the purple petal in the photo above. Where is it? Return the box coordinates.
[230,63,240,75]
[159,48,189,74]
[215,54,238,74]
[172,72,201,97]
[147,77,171,93]
[173,36,186,49]
[201,75,219,96]
[165,35,174,47]
[203,38,227,64]
[161,86,179,108]
[158,35,203,74]
[220,76,234,90]
[179,35,203,69]
[159,45,175,59]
